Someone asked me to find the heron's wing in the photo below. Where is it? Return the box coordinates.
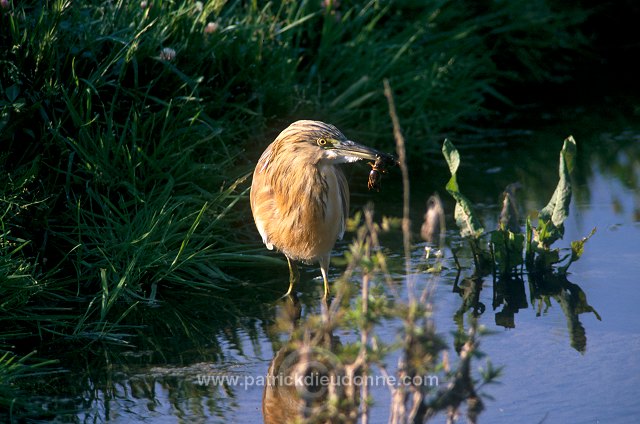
[336,170,349,240]
[254,213,274,250]
[250,144,276,250]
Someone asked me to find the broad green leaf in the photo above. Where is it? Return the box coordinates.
[453,198,484,239]
[559,227,597,273]
[442,138,460,176]
[571,227,597,262]
[536,217,563,247]
[540,135,576,225]
[442,139,484,239]
[446,172,459,193]
[537,136,577,246]
[491,229,524,273]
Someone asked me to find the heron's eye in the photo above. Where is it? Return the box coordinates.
[317,138,327,146]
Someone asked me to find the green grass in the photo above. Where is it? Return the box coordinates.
[1,0,589,418]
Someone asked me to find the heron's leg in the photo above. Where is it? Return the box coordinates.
[318,255,330,299]
[283,257,299,297]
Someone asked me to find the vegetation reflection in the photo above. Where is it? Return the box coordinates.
[442,137,601,353]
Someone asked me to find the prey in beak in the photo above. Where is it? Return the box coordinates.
[319,137,397,191]
[322,138,397,165]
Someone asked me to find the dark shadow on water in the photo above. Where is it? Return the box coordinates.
[527,270,602,353]
[17,269,342,422]
[449,265,601,354]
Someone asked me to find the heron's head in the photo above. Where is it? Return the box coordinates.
[278,120,393,164]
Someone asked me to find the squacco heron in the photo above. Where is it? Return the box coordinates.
[250,120,392,298]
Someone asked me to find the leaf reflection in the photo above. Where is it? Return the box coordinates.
[443,137,601,353]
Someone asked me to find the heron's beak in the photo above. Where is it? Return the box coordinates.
[332,139,397,163]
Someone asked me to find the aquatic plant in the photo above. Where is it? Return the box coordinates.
[442,137,600,352]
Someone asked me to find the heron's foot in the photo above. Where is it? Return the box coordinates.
[282,257,299,298]
[280,279,296,299]
[319,261,330,300]
[280,286,295,300]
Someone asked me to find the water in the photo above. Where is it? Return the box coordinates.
[35,106,640,423]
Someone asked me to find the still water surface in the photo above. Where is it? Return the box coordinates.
[47,107,640,423]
